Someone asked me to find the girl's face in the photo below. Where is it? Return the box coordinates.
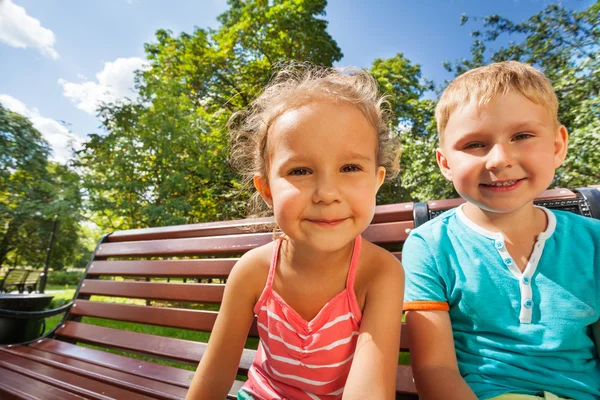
[254,100,386,254]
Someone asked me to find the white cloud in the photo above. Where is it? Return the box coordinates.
[59,57,149,115]
[0,94,84,163]
[0,0,58,59]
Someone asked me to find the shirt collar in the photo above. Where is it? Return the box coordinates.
[456,203,556,241]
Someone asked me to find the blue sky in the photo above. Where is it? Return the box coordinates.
[0,0,592,163]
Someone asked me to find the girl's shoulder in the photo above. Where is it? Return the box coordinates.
[354,239,404,303]
[228,240,275,303]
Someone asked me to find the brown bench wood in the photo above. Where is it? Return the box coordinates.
[0,188,596,399]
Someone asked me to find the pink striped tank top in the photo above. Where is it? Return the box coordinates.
[240,236,363,400]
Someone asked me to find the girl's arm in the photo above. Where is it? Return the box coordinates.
[406,310,477,400]
[343,251,404,400]
[185,250,265,399]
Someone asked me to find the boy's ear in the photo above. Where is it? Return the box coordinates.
[253,175,273,209]
[436,148,453,181]
[553,125,569,168]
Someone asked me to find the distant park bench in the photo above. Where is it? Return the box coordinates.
[0,269,42,294]
[0,186,598,399]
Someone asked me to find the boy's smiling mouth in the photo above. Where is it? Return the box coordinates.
[479,178,525,191]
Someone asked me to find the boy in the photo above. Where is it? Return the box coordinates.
[402,61,600,400]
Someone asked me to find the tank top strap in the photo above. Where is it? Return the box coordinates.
[345,235,362,290]
[253,237,283,315]
[265,236,282,291]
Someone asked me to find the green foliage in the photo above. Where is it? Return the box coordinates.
[446,1,600,188]
[80,0,342,229]
[0,104,86,270]
[77,0,599,229]
[370,54,456,202]
[47,270,83,286]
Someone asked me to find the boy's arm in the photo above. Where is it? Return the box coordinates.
[343,251,404,400]
[593,318,600,357]
[406,310,477,400]
[185,251,263,399]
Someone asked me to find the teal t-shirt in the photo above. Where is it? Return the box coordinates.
[402,205,600,400]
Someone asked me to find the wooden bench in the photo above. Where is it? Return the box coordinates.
[0,269,30,293]
[0,187,597,399]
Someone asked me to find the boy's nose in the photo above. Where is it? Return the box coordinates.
[486,144,515,170]
[312,175,341,204]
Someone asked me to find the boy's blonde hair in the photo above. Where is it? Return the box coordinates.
[229,64,400,217]
[435,61,559,140]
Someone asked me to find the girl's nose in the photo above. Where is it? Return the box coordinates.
[312,174,341,204]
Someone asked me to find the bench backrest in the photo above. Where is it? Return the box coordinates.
[0,269,29,292]
[49,187,598,396]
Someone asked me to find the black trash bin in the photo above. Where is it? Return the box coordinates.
[0,293,54,344]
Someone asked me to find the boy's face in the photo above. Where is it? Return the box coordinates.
[436,91,568,215]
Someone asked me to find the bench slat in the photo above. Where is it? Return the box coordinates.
[0,350,153,399]
[27,339,245,398]
[0,364,84,400]
[70,300,224,333]
[29,339,194,388]
[0,346,186,400]
[108,217,275,243]
[396,364,417,394]
[97,221,412,258]
[107,203,415,243]
[97,233,272,258]
[88,259,237,278]
[54,321,257,371]
[80,280,226,303]
[70,300,259,336]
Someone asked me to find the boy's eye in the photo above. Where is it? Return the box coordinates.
[288,168,311,176]
[341,164,362,173]
[513,133,533,141]
[464,142,484,150]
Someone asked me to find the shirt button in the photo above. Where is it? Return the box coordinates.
[523,299,534,308]
[504,258,513,266]
[522,277,530,285]
[495,241,504,250]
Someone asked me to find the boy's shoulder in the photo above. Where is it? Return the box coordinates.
[407,207,462,243]
[549,208,600,239]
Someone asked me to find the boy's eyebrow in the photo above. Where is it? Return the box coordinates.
[509,120,548,131]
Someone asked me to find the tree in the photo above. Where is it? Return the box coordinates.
[445,2,600,188]
[370,54,456,203]
[0,104,50,267]
[0,104,84,270]
[79,0,343,230]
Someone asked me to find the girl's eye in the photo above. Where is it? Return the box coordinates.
[513,133,533,141]
[289,168,311,176]
[464,142,484,150]
[342,164,362,173]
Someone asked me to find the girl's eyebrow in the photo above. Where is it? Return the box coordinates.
[344,151,373,162]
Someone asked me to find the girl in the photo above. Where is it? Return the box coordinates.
[185,65,404,400]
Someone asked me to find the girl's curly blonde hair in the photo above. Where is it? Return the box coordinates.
[229,64,400,218]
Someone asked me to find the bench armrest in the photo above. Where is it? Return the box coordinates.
[0,302,73,319]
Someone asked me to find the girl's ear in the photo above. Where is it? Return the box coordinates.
[253,175,273,209]
[376,166,386,190]
[436,148,453,182]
